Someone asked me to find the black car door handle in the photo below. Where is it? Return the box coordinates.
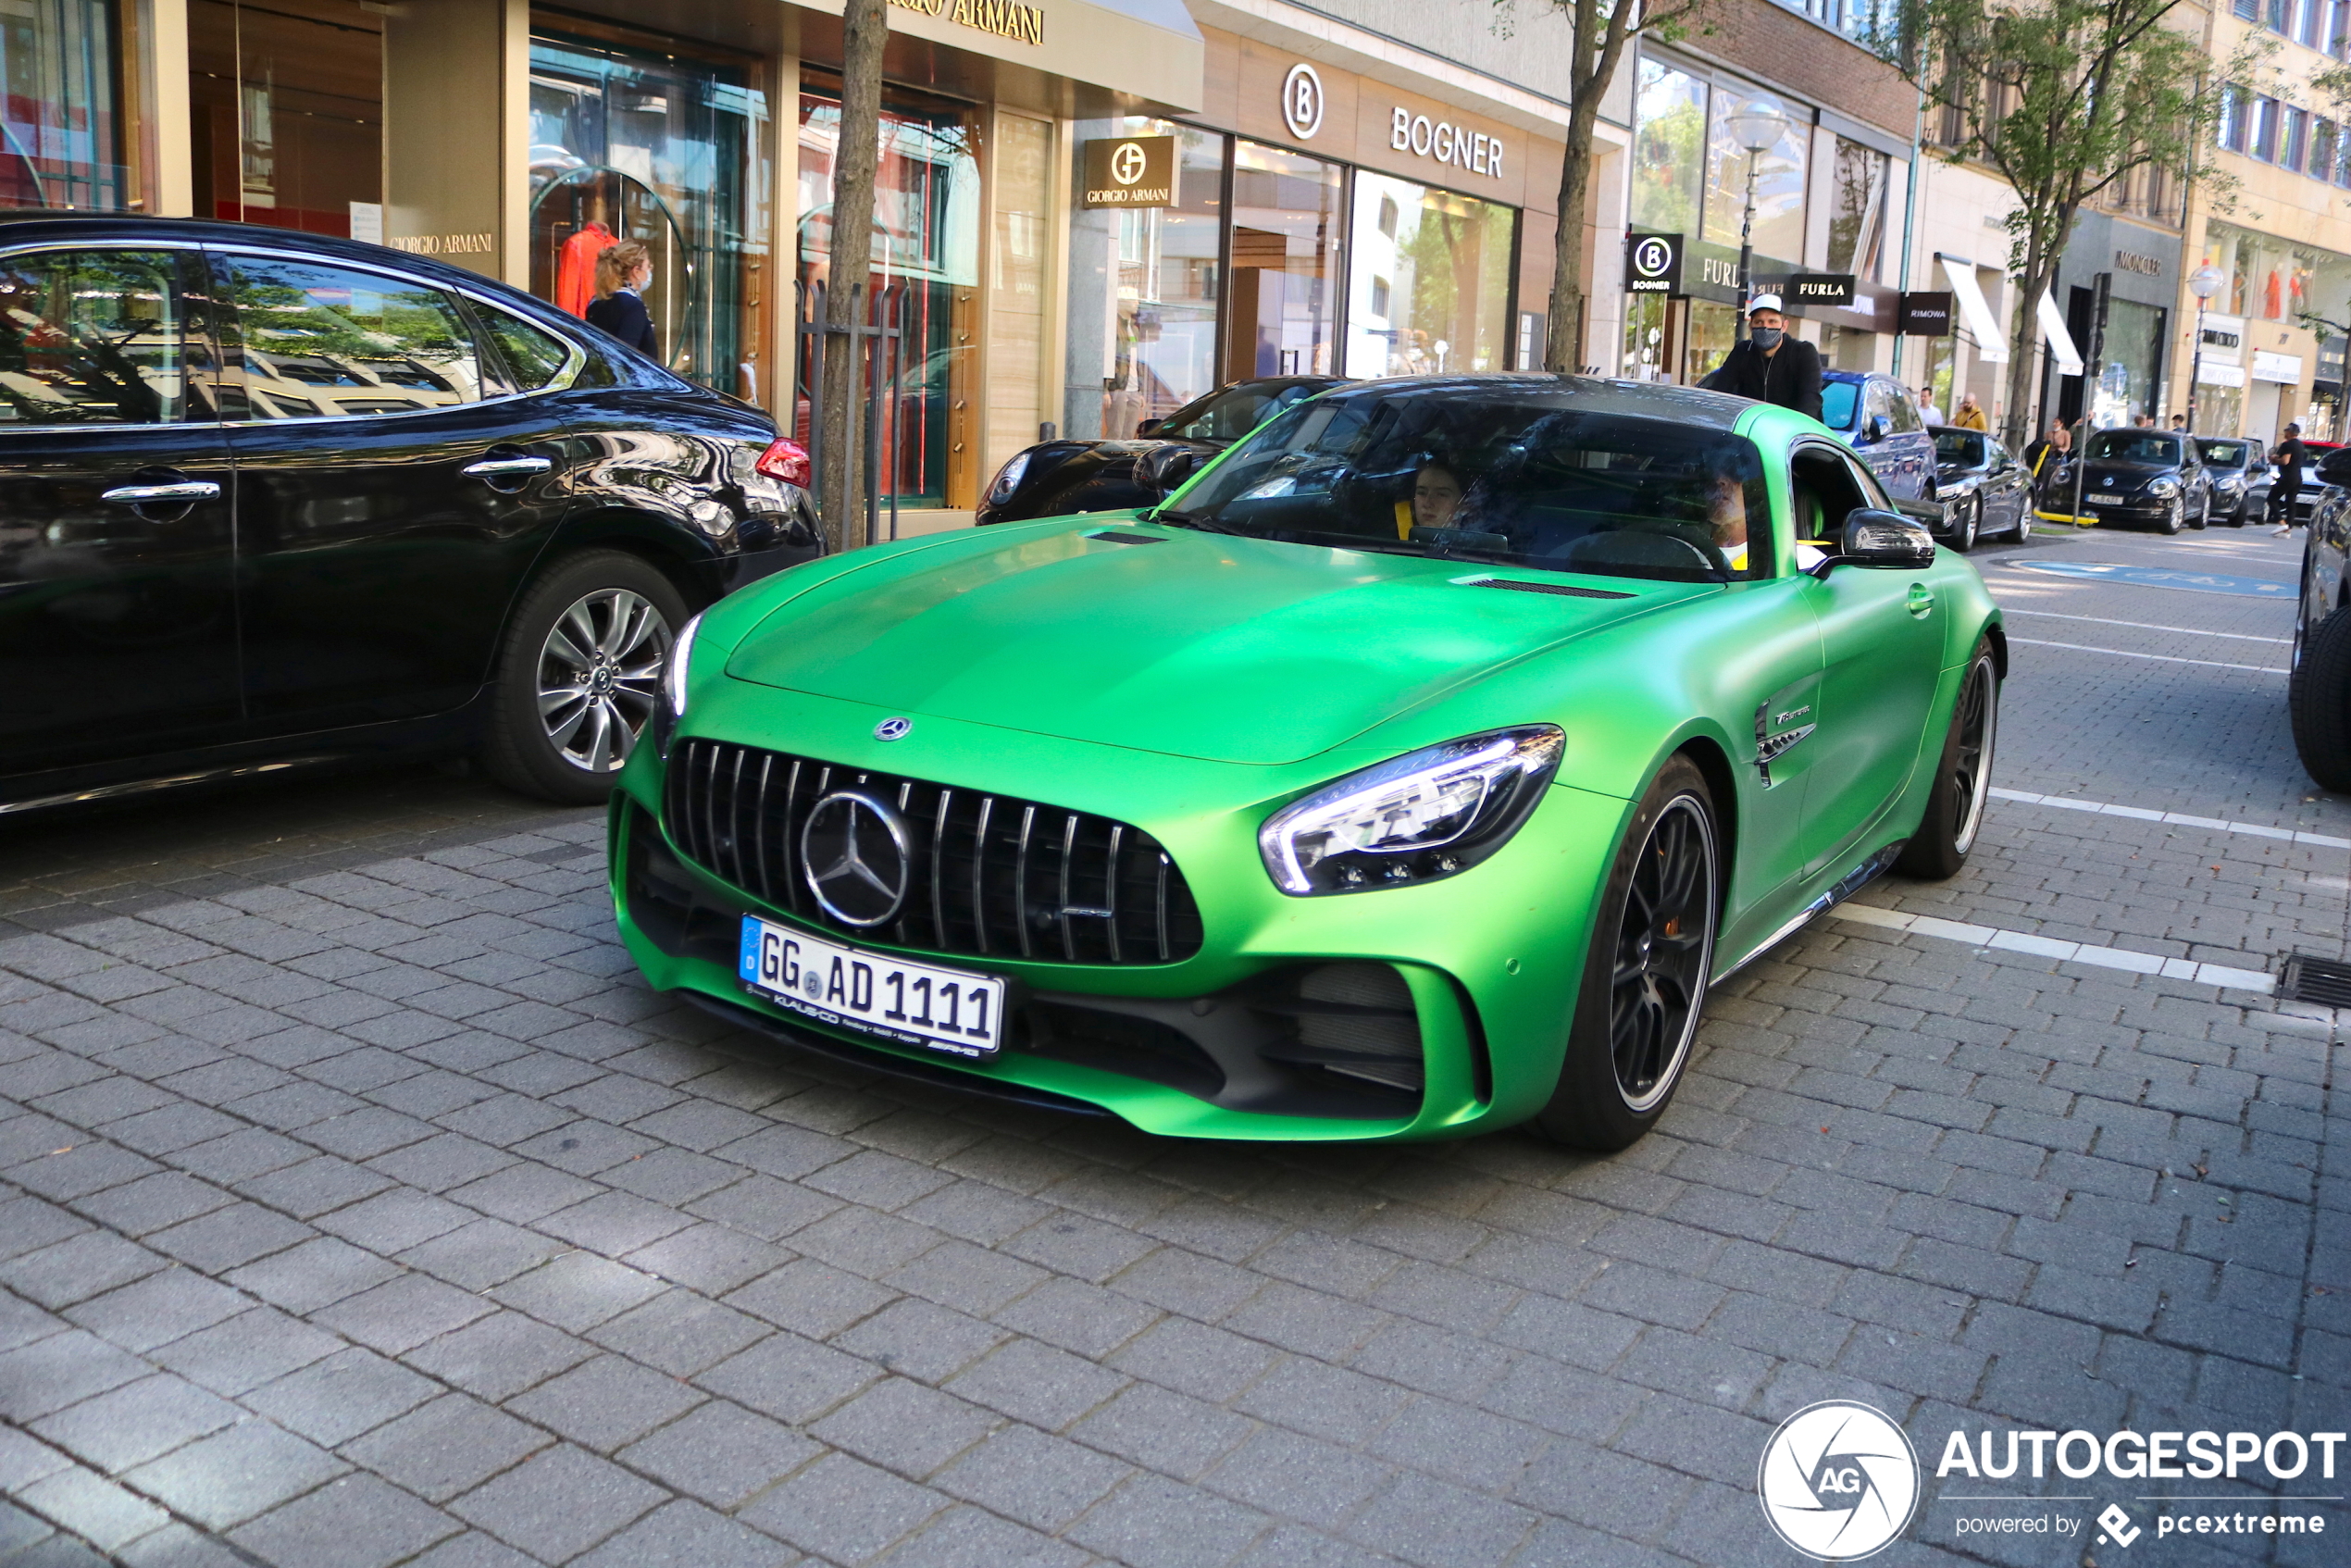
[461,456,554,479]
[102,479,221,505]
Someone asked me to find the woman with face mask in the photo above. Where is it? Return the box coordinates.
[584,239,660,360]
[1696,292,1823,421]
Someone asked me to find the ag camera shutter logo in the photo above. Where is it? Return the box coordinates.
[1758,1400,1921,1560]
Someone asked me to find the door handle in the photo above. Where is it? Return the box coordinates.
[462,455,554,479]
[1906,584,1935,618]
[101,480,221,505]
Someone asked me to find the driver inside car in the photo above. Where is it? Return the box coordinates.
[1400,458,1466,538]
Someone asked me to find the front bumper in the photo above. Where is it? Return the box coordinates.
[608,708,1633,1142]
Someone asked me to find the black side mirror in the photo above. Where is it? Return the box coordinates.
[1135,418,1163,437]
[2319,448,2351,487]
[1864,415,1890,443]
[1810,509,1936,578]
[1136,443,1207,493]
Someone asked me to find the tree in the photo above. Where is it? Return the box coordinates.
[1861,0,2229,448]
[1522,0,1718,376]
[818,0,887,551]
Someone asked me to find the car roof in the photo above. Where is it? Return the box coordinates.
[1320,372,1752,431]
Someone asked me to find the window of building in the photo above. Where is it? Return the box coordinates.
[2219,85,2247,152]
[2253,96,2283,161]
[1225,140,1343,382]
[190,0,381,234]
[1826,138,1888,280]
[2316,119,2338,185]
[2283,106,2310,171]
[1345,173,1514,377]
[1628,58,1707,238]
[0,0,137,212]
[1702,84,1809,261]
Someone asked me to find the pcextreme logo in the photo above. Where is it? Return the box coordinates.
[1757,1400,1922,1560]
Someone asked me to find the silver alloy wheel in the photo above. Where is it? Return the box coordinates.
[536,588,673,773]
[1947,655,1997,857]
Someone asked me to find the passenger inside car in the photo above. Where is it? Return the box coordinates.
[1411,460,1465,534]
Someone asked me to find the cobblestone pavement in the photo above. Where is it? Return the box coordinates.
[1,524,2343,1568]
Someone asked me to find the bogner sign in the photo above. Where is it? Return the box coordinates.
[1625,232,1683,294]
[1080,136,1176,208]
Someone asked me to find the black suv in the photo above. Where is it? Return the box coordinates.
[0,218,819,812]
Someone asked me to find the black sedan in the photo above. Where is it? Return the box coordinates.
[2071,429,2211,532]
[2196,437,2258,525]
[2286,444,2351,786]
[0,216,820,815]
[976,375,1344,525]
[1927,426,2032,550]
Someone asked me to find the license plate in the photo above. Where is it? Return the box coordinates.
[2087,492,2123,504]
[739,915,1004,1060]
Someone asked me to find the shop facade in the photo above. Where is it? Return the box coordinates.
[2035,208,2183,432]
[2189,216,2345,442]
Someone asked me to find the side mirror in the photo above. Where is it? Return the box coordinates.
[1136,443,1207,493]
[1865,415,1890,443]
[1810,509,1936,578]
[2318,448,2351,487]
[1135,418,1163,438]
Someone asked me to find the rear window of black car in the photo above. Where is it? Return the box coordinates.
[1934,430,1984,464]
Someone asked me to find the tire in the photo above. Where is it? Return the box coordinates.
[2190,492,2208,529]
[479,550,688,805]
[1896,641,1998,880]
[2158,498,2183,534]
[2012,505,2032,541]
[2288,605,2351,792]
[1947,496,1978,553]
[1529,756,1719,1151]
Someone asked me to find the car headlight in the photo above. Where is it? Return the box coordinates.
[653,611,702,757]
[2147,477,2180,498]
[1259,727,1564,895]
[985,451,1032,504]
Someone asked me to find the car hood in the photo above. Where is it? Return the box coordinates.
[723,524,1704,765]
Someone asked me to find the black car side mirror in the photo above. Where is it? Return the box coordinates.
[2319,448,2351,487]
[1864,415,1890,443]
[1137,444,1207,492]
[1810,509,1936,578]
[1135,418,1163,438]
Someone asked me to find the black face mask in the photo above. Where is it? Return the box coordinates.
[1749,327,1784,351]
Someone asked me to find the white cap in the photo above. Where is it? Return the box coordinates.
[1747,292,1784,315]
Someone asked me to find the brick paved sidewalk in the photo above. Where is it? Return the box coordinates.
[1,529,2344,1568]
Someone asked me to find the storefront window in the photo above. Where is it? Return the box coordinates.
[529,31,762,398]
[0,0,129,211]
[1225,139,1342,381]
[1702,87,1807,260]
[190,0,379,232]
[986,111,1051,483]
[2089,297,2165,427]
[1681,298,1737,386]
[799,83,980,506]
[1826,138,1887,279]
[1620,292,1669,380]
[1629,59,1706,237]
[1345,173,1513,377]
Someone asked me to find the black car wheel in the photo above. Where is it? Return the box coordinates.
[1948,496,1978,553]
[2191,492,2208,529]
[2158,498,2183,535]
[2289,605,2351,791]
[1532,755,1717,1151]
[481,550,686,804]
[1897,641,1998,880]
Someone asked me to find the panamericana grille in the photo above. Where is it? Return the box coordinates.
[663,739,1203,964]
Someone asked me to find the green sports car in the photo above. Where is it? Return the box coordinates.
[610,377,2003,1148]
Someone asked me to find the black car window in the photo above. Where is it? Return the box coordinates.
[2083,431,2182,464]
[214,253,485,420]
[0,249,188,427]
[476,304,572,392]
[2198,440,2249,467]
[1933,430,1984,465]
[1156,382,1324,443]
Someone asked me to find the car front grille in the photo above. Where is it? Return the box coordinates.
[663,739,1204,964]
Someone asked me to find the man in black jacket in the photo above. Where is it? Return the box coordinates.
[2270,423,2307,534]
[1698,292,1823,421]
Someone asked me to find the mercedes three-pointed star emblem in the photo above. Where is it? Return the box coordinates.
[800,790,913,927]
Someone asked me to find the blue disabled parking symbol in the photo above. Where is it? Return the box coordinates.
[1996,558,2296,597]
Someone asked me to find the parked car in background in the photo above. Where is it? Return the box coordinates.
[2196,437,2258,525]
[2071,428,2213,532]
[2284,445,2351,785]
[0,216,820,815]
[2247,438,2344,527]
[1820,370,1936,502]
[1927,427,2032,550]
[977,376,1346,526]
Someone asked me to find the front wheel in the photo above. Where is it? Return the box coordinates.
[1897,641,1998,880]
[480,550,688,804]
[2158,498,2184,535]
[1948,496,1978,553]
[1529,756,1719,1151]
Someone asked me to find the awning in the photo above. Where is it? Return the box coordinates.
[1939,256,2008,364]
[2036,289,2085,376]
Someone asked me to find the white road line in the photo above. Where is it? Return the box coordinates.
[2008,637,2286,674]
[1998,609,2291,645]
[1990,786,2351,848]
[1826,903,2276,992]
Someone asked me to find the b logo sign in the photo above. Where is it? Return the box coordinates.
[1758,1401,1920,1561]
[1282,63,1325,141]
[1624,231,1683,295]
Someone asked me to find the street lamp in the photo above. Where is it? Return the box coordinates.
[1725,95,1789,342]
[2185,264,2223,435]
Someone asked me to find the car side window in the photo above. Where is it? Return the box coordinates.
[213,253,485,420]
[0,249,190,427]
[477,304,573,392]
[1885,387,1922,434]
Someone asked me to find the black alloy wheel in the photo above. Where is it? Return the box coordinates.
[2191,491,2209,529]
[1533,755,1718,1151]
[1949,495,1978,553]
[1897,641,1998,879]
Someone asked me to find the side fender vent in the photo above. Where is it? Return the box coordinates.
[1465,577,1635,600]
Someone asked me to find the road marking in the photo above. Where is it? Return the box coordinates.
[1993,558,2296,596]
[1991,786,2351,847]
[1998,609,2291,645]
[1826,902,2275,991]
[2009,637,2286,674]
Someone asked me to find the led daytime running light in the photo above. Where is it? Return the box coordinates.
[661,612,702,725]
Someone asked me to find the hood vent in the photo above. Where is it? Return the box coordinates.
[1086,530,1165,545]
[1465,577,1635,601]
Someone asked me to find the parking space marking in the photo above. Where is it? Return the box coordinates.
[1998,608,2291,644]
[1827,902,2277,991]
[2008,636,2287,674]
[1992,558,2297,595]
[1989,785,2351,847]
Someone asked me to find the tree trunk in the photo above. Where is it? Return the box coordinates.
[2000,282,2043,454]
[818,0,887,553]
[1546,99,1604,375]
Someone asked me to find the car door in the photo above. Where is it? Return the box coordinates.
[1984,441,2024,531]
[0,244,243,784]
[206,246,578,729]
[1793,442,1947,877]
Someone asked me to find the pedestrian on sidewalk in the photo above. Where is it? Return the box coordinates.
[1917,384,1944,425]
[1697,293,1823,420]
[2270,423,2307,534]
[1952,392,1987,431]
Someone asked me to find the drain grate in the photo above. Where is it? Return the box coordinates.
[2276,952,2351,1006]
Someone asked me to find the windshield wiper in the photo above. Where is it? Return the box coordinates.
[1140,508,1246,535]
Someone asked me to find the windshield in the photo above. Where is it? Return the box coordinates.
[1934,430,1984,465]
[1162,380,1772,583]
[1821,380,1859,431]
[2084,431,2183,465]
[2197,440,2248,467]
[1153,381,1328,443]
